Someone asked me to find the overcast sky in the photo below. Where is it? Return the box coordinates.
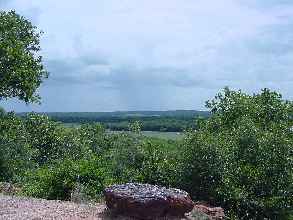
[1,0,293,112]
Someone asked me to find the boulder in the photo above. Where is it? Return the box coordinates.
[104,183,194,219]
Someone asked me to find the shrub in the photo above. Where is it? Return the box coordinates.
[24,113,96,164]
[180,88,293,219]
[24,113,69,164]
[77,123,110,155]
[0,113,35,182]
[102,121,179,187]
[22,157,112,201]
[140,140,179,187]
[104,131,145,183]
[179,130,224,202]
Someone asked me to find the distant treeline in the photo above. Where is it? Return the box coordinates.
[104,117,196,132]
[17,110,210,132]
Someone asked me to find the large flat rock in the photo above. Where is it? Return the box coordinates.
[104,183,194,219]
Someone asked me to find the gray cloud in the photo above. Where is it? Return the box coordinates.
[1,0,293,112]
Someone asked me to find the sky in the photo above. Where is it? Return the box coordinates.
[1,0,293,112]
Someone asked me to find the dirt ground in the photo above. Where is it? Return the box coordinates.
[0,194,121,220]
[0,194,211,220]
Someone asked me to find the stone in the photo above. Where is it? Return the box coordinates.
[104,183,194,219]
[193,203,225,220]
[0,182,21,195]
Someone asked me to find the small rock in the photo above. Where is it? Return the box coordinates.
[0,182,21,196]
[104,183,194,219]
[193,203,225,220]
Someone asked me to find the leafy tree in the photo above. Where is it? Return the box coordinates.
[0,10,48,103]
[181,88,293,219]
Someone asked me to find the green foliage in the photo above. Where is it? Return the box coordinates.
[217,119,293,219]
[0,10,48,103]
[0,116,177,201]
[102,122,177,186]
[105,132,145,183]
[23,157,112,200]
[0,113,35,182]
[140,141,179,187]
[21,121,178,201]
[181,88,293,219]
[205,87,293,130]
[24,113,69,164]
[128,120,142,133]
[3,88,290,219]
[0,106,6,117]
[180,130,223,202]
[23,113,97,165]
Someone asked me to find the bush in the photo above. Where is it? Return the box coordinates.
[24,113,72,164]
[140,140,179,187]
[104,131,145,183]
[23,113,97,165]
[0,113,35,182]
[217,118,292,218]
[22,157,113,201]
[77,123,110,155]
[21,122,179,200]
[103,123,178,187]
[179,130,224,202]
[180,88,293,219]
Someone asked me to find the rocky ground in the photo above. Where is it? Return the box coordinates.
[0,194,108,220]
[0,194,219,220]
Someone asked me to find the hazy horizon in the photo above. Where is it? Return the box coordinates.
[14,109,208,113]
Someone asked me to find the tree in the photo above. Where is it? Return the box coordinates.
[0,10,48,103]
[181,88,293,219]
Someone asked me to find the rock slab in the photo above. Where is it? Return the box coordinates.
[104,183,194,219]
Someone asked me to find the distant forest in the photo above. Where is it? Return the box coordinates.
[17,110,210,132]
